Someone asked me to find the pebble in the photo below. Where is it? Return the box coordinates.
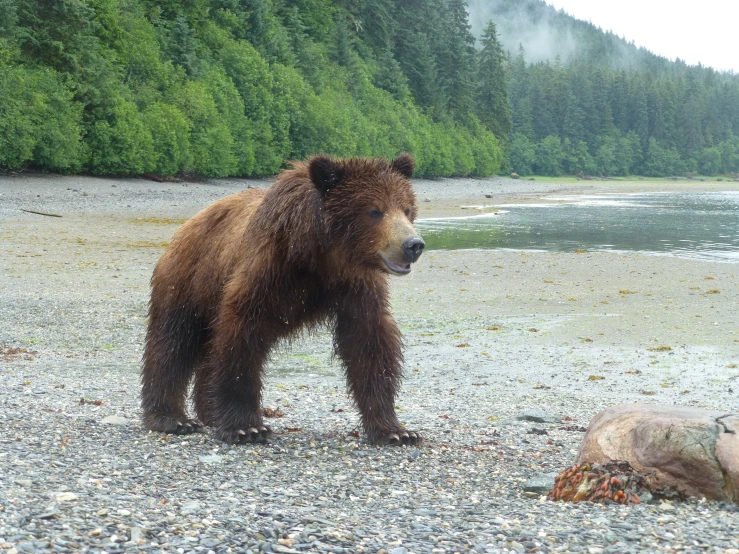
[180,501,202,515]
[522,472,559,494]
[516,410,560,423]
[198,454,223,464]
[413,508,437,517]
[100,415,129,425]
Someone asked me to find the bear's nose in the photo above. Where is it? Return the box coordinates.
[402,237,425,262]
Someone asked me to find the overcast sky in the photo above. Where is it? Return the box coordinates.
[544,0,738,73]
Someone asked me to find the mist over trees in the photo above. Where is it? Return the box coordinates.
[0,0,503,177]
[472,0,739,176]
[2,0,738,178]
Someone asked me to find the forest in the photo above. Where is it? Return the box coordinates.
[0,0,504,177]
[488,0,739,177]
[1,0,738,177]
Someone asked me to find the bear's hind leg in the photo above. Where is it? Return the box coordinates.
[201,310,274,444]
[141,304,206,435]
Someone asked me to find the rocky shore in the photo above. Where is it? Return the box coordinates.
[1,173,738,553]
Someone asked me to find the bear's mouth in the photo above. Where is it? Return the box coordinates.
[378,253,411,276]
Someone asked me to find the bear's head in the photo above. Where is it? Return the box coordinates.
[309,153,424,276]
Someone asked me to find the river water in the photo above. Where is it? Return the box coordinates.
[416,191,739,262]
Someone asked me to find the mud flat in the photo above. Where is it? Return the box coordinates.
[1,174,738,553]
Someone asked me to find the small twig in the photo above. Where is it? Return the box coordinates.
[21,209,63,218]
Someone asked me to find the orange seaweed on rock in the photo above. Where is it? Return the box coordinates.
[547,460,682,504]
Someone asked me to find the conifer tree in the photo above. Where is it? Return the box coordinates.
[476,20,511,141]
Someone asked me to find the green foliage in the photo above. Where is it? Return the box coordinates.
[698,147,722,176]
[465,115,504,176]
[533,135,563,176]
[506,17,739,176]
[87,97,155,174]
[0,66,84,171]
[1,0,507,177]
[644,138,684,177]
[508,134,535,175]
[0,0,19,64]
[13,0,100,73]
[171,80,237,176]
[562,139,595,175]
[476,20,511,142]
[143,102,191,176]
[170,13,201,76]
[718,139,739,174]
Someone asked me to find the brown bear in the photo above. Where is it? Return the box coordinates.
[141,154,425,445]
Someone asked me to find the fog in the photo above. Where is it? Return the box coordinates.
[466,0,646,68]
[467,0,578,63]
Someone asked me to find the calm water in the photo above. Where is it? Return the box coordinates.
[416,192,739,262]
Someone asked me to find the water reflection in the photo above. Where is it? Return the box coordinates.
[417,192,739,262]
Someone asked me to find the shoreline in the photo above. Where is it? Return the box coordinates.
[2,172,738,221]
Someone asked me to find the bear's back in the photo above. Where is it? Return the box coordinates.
[152,188,267,312]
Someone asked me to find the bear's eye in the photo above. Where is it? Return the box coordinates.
[368,209,383,220]
[404,208,411,217]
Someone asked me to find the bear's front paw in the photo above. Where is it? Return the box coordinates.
[373,430,423,446]
[174,419,204,435]
[143,413,203,435]
[215,425,272,445]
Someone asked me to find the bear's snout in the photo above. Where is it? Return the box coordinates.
[402,236,425,262]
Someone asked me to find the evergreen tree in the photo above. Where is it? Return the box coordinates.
[437,0,477,117]
[475,20,511,141]
[170,14,200,76]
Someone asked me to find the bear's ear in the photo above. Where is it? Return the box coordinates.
[309,155,345,195]
[390,153,415,178]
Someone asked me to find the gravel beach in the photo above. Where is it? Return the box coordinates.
[1,173,738,554]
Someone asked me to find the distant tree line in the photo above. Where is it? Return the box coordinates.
[489,0,739,177]
[2,0,738,179]
[507,49,739,177]
[0,0,503,177]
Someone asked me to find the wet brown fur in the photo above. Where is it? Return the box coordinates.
[141,154,423,444]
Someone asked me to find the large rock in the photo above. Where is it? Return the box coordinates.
[576,403,739,502]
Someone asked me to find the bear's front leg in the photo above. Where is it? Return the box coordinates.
[195,306,273,445]
[334,290,423,446]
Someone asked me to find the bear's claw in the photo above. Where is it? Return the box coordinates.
[378,430,423,446]
[174,419,203,435]
[143,413,203,435]
[217,425,272,444]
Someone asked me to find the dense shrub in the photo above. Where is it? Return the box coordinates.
[0,67,84,171]
[143,102,191,176]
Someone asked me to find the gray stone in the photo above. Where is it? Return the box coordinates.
[272,546,301,554]
[389,548,408,554]
[413,508,437,517]
[198,454,223,464]
[129,527,143,542]
[180,501,202,515]
[522,472,558,494]
[577,403,739,502]
[516,410,559,424]
[100,416,129,425]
